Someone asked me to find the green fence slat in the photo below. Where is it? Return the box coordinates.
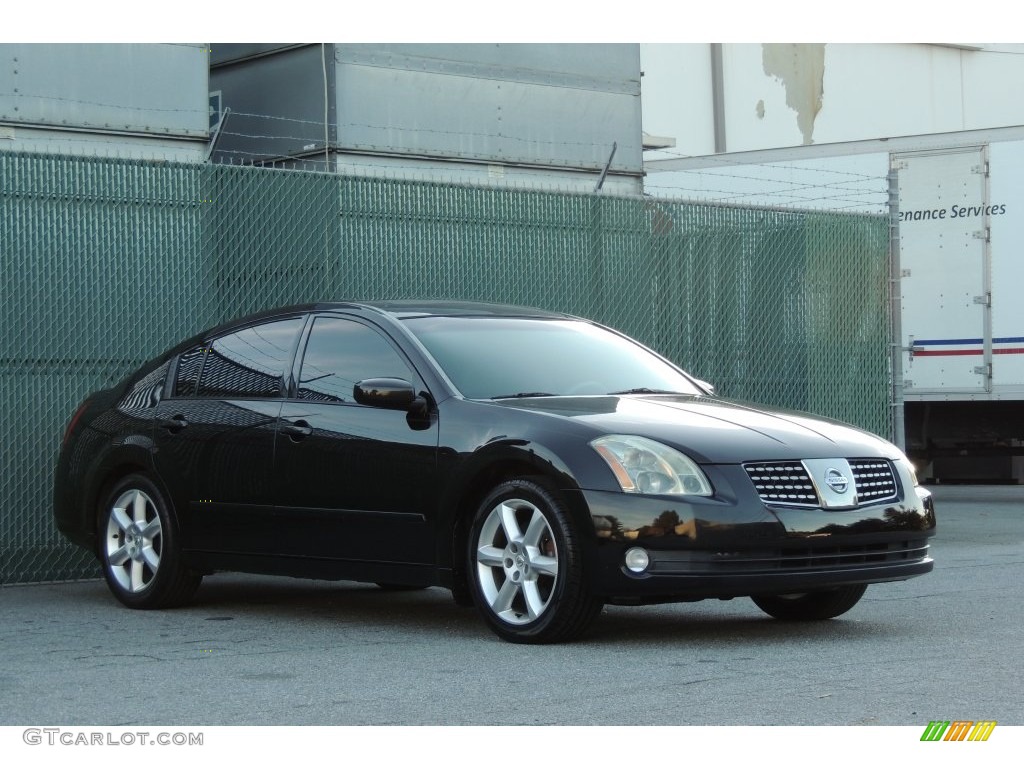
[0,150,891,584]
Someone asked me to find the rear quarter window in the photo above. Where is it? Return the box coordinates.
[174,345,206,397]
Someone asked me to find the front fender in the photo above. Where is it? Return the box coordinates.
[434,437,598,573]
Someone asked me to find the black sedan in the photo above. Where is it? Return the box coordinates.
[54,301,935,643]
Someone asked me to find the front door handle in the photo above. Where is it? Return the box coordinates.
[281,420,312,440]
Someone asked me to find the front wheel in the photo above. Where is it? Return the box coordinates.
[99,473,202,609]
[751,584,867,620]
[468,478,602,644]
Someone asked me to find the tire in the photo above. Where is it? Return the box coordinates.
[98,473,202,609]
[467,478,603,644]
[751,584,868,621]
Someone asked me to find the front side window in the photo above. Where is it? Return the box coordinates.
[193,317,303,398]
[297,317,415,403]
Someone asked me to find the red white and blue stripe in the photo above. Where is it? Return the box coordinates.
[913,336,1024,357]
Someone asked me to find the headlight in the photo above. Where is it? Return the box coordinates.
[591,435,713,496]
[894,450,920,487]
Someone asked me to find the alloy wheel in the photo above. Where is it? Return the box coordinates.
[474,498,559,625]
[105,488,163,594]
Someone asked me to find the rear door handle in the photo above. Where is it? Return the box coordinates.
[281,420,312,439]
[160,415,189,433]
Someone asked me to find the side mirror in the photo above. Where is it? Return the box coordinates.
[353,378,417,410]
[693,378,715,395]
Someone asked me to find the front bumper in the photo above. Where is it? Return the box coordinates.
[580,464,935,604]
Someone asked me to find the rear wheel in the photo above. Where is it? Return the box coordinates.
[99,473,201,609]
[468,478,602,644]
[751,584,867,620]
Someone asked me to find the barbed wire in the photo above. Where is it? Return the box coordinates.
[644,169,886,195]
[0,146,889,213]
[0,145,629,201]
[643,174,888,212]
[645,146,887,183]
[2,92,631,153]
[2,100,892,213]
[639,146,890,212]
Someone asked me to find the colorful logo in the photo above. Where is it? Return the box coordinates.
[920,721,997,742]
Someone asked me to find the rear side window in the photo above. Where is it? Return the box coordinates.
[184,317,303,399]
[297,317,415,402]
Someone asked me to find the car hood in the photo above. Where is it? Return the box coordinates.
[488,394,896,464]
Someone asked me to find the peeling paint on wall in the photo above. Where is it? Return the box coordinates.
[762,43,824,144]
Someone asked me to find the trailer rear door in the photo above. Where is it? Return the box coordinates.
[895,146,991,396]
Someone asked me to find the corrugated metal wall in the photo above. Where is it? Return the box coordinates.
[209,43,643,193]
[1,151,891,584]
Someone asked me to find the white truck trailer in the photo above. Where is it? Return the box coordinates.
[894,141,1024,482]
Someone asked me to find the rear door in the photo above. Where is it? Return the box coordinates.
[988,141,1024,395]
[153,315,304,555]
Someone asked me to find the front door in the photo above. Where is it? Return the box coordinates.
[273,315,439,565]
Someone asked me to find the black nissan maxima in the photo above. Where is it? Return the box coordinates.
[54,301,935,643]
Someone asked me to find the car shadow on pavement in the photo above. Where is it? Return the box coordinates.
[178,575,488,636]
[183,575,895,646]
[588,602,898,646]
[24,575,899,647]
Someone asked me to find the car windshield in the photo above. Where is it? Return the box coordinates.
[403,316,703,400]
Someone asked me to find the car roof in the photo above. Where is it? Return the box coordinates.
[357,300,574,320]
[224,300,573,325]
[175,300,577,351]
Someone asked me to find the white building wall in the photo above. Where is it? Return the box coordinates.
[641,43,1024,158]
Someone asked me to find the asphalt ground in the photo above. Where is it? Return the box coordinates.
[1,484,1021,727]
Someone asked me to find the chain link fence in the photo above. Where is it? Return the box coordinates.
[1,150,891,584]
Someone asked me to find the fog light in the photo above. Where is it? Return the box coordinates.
[624,547,650,573]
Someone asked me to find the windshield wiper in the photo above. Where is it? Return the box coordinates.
[490,392,558,400]
[608,387,687,395]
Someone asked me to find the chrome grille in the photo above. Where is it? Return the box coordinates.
[848,459,899,503]
[744,458,900,508]
[743,462,818,506]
